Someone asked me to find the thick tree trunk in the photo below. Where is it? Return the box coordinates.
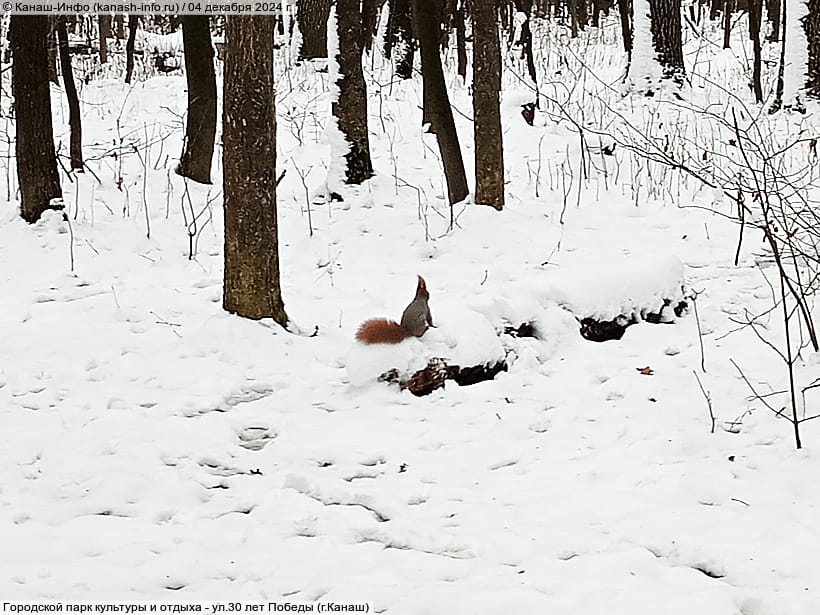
[56,17,83,171]
[749,0,764,102]
[806,0,820,97]
[412,0,468,204]
[99,15,111,63]
[177,15,217,184]
[648,0,685,83]
[10,16,63,223]
[297,0,332,59]
[385,0,414,79]
[333,0,374,184]
[473,0,504,209]
[125,14,139,83]
[223,16,288,325]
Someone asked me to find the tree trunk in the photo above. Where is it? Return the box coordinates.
[99,15,111,63]
[722,0,733,48]
[361,0,382,51]
[412,0,468,205]
[618,0,633,61]
[765,0,780,41]
[125,14,139,83]
[454,1,467,79]
[473,0,504,209]
[513,0,538,87]
[223,16,288,325]
[648,0,685,83]
[56,17,83,171]
[297,0,332,59]
[333,0,375,185]
[770,0,786,112]
[47,17,58,84]
[385,0,414,79]
[114,13,126,39]
[10,16,63,223]
[806,0,820,97]
[177,15,217,184]
[749,0,764,102]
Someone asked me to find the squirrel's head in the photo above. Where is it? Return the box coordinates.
[416,275,429,298]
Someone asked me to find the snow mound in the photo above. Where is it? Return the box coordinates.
[540,253,685,321]
[345,303,504,386]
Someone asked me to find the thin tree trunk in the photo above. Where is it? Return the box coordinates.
[385,0,414,79]
[297,0,332,59]
[223,16,288,325]
[618,0,633,61]
[473,0,504,209]
[412,0,468,204]
[806,0,820,97]
[99,15,111,63]
[455,1,467,79]
[177,15,217,184]
[722,0,733,48]
[125,14,139,83]
[56,17,83,171]
[10,16,63,223]
[770,0,786,112]
[115,13,126,39]
[749,0,764,102]
[513,0,538,86]
[47,17,58,84]
[333,0,374,184]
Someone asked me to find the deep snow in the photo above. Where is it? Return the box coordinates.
[1,13,820,614]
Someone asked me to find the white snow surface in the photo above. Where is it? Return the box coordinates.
[2,16,820,615]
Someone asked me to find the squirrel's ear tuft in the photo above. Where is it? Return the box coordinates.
[417,275,426,290]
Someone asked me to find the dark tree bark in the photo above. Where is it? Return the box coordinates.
[806,0,820,97]
[412,0,468,204]
[10,16,63,223]
[99,15,111,63]
[223,16,288,325]
[454,2,467,79]
[384,0,414,79]
[333,0,374,184]
[297,0,332,60]
[177,16,217,184]
[473,0,504,209]
[47,17,58,84]
[749,0,764,102]
[722,0,734,48]
[114,13,126,39]
[125,14,139,83]
[648,0,685,84]
[361,0,383,51]
[770,0,786,112]
[513,0,538,87]
[56,17,83,171]
[617,0,633,61]
[765,0,780,41]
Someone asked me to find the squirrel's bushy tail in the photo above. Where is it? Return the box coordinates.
[355,318,409,344]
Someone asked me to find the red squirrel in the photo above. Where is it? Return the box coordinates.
[356,275,434,344]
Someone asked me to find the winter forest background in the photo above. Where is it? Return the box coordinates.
[3,0,820,609]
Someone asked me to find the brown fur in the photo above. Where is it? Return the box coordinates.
[355,318,410,344]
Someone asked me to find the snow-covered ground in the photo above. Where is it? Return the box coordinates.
[2,15,820,613]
